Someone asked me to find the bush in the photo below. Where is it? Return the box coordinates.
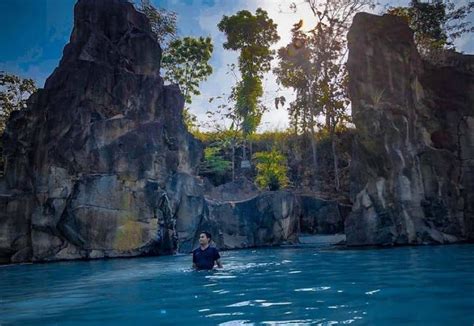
[199,146,231,184]
[253,149,289,191]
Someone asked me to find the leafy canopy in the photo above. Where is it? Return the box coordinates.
[218,8,280,136]
[387,0,474,56]
[200,146,232,176]
[161,36,213,105]
[0,71,37,134]
[253,149,290,191]
[138,1,214,134]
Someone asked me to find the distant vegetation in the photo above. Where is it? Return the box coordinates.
[253,149,290,191]
[194,128,353,197]
[0,71,37,177]
[0,71,37,135]
[386,0,474,60]
[138,0,214,132]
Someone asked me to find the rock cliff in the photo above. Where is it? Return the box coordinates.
[0,0,310,264]
[0,0,202,263]
[346,13,474,245]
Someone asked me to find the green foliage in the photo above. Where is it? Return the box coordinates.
[196,128,354,194]
[138,0,177,47]
[253,149,290,191]
[232,75,263,135]
[218,8,279,76]
[162,36,214,105]
[275,0,374,191]
[194,128,240,144]
[200,146,231,176]
[275,0,372,135]
[249,129,293,145]
[0,71,37,135]
[161,36,213,134]
[139,0,213,135]
[0,71,37,178]
[218,8,280,136]
[387,0,474,56]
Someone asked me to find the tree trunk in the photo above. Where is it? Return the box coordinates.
[249,139,253,162]
[231,139,235,181]
[331,130,340,192]
[309,113,318,174]
[307,84,317,176]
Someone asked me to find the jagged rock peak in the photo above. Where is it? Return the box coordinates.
[46,0,161,90]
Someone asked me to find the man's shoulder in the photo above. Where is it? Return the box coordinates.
[192,245,219,254]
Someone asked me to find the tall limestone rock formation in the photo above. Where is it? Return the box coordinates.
[0,0,202,263]
[346,13,474,245]
[0,0,302,264]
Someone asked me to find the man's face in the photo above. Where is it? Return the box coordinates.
[199,233,210,246]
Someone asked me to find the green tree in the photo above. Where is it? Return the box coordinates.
[199,146,232,178]
[275,0,374,192]
[161,36,213,133]
[138,1,214,134]
[218,8,280,138]
[162,37,213,105]
[201,95,244,182]
[0,71,37,135]
[137,0,177,48]
[253,149,290,191]
[387,0,474,58]
[0,71,37,178]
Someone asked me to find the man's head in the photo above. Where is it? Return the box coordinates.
[199,231,212,246]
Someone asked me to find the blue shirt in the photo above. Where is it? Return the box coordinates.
[192,246,220,270]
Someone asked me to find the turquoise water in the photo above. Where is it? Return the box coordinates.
[1,244,473,325]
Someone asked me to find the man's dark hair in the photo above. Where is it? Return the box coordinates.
[200,231,212,240]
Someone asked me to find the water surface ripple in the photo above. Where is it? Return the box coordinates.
[1,244,473,325]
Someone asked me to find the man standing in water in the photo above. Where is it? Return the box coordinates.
[192,231,223,270]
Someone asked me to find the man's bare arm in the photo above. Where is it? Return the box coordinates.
[216,259,223,268]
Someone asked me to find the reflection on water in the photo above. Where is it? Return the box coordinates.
[1,244,473,325]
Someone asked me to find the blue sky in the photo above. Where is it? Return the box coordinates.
[1,0,473,131]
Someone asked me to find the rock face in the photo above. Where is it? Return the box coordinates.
[169,174,300,253]
[0,0,202,263]
[346,13,474,245]
[0,0,307,264]
[204,177,259,202]
[299,196,350,234]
